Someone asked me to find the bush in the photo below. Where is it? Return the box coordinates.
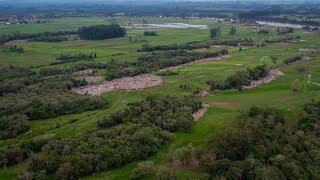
[144,31,158,36]
[291,79,303,92]
[207,65,268,91]
[130,161,155,179]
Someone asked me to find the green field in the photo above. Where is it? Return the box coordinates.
[0,16,320,179]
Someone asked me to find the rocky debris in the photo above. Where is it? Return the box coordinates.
[210,45,230,49]
[73,74,163,95]
[84,76,104,83]
[73,69,94,76]
[4,40,27,45]
[193,104,210,121]
[194,91,212,97]
[159,55,231,71]
[243,69,284,90]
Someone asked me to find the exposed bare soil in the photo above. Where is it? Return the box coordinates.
[193,104,210,121]
[73,69,94,76]
[72,74,163,95]
[84,76,104,83]
[159,55,231,71]
[4,40,27,45]
[193,91,212,97]
[243,69,284,90]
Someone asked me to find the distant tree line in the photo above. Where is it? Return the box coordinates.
[138,39,256,52]
[259,16,320,27]
[206,65,268,91]
[78,24,126,40]
[12,96,201,179]
[0,31,77,44]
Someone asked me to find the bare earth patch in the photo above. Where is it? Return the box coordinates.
[4,40,27,45]
[72,74,163,95]
[73,69,94,76]
[243,69,284,90]
[159,55,231,71]
[84,76,104,83]
[193,104,210,121]
[194,91,212,97]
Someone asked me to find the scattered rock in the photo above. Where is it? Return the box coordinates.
[4,40,27,45]
[194,91,212,97]
[193,104,210,121]
[243,69,284,90]
[73,69,95,76]
[73,74,163,95]
[84,76,104,83]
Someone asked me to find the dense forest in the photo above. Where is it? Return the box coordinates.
[78,24,126,40]
[129,101,320,179]
[197,101,320,179]
[2,96,202,179]
[0,66,108,140]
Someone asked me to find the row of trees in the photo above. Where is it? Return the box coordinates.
[0,31,76,44]
[56,52,97,62]
[207,65,268,91]
[138,38,256,52]
[0,45,24,53]
[14,96,201,179]
[78,24,126,40]
[284,54,306,65]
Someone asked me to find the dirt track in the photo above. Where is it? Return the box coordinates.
[72,74,163,95]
